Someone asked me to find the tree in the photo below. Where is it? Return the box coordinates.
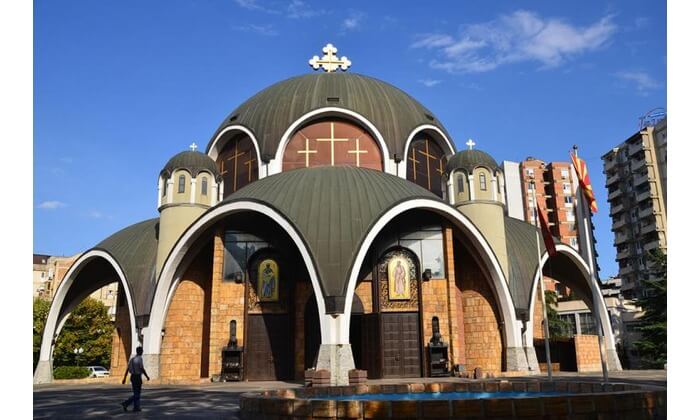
[51,298,115,368]
[634,249,667,368]
[544,289,571,338]
[33,298,51,370]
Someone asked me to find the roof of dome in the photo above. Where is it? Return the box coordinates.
[161,151,220,178]
[206,72,454,160]
[445,149,500,174]
[220,166,439,313]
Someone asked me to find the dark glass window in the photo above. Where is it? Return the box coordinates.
[162,179,167,196]
[201,177,208,196]
[579,312,598,335]
[223,231,269,282]
[178,175,186,193]
[457,174,465,193]
[479,173,487,190]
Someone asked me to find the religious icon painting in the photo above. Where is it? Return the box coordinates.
[257,259,279,302]
[388,255,412,300]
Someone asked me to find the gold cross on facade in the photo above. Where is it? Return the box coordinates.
[436,157,445,176]
[244,152,257,182]
[408,147,420,180]
[227,142,246,191]
[297,134,317,167]
[418,140,438,190]
[347,138,368,167]
[316,122,348,165]
[308,43,352,73]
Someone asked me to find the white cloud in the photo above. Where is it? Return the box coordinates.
[87,210,112,220]
[234,0,324,19]
[287,0,324,19]
[234,0,279,14]
[233,23,278,36]
[616,71,661,94]
[342,12,364,30]
[412,10,616,73]
[418,79,442,87]
[37,201,66,209]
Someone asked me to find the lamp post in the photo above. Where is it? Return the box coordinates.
[73,347,84,367]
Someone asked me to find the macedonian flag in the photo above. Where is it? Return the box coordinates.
[570,152,598,213]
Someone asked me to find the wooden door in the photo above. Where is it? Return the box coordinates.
[246,314,291,380]
[381,312,421,378]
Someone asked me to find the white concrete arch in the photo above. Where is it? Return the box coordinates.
[146,201,328,362]
[399,125,457,179]
[34,250,138,384]
[268,107,393,176]
[206,125,264,179]
[524,244,616,354]
[341,198,520,350]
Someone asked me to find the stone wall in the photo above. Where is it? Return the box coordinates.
[455,240,503,376]
[354,280,373,313]
[421,277,450,368]
[444,227,466,367]
[574,334,602,372]
[294,281,313,379]
[533,282,545,340]
[159,247,212,383]
[207,230,246,378]
[109,290,131,375]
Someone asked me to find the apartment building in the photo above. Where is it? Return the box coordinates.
[601,118,667,300]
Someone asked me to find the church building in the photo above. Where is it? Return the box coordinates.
[35,44,621,385]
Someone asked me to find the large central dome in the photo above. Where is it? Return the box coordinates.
[206,72,454,160]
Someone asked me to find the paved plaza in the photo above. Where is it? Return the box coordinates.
[33,370,666,419]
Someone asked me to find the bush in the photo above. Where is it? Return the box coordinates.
[53,366,90,379]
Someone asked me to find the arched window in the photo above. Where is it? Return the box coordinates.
[406,135,447,196]
[162,178,167,196]
[457,174,465,193]
[216,135,258,196]
[479,173,487,191]
[201,177,208,196]
[282,119,383,171]
[178,175,186,193]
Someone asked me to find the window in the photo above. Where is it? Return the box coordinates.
[566,210,575,221]
[526,168,534,177]
[560,314,576,337]
[201,177,208,196]
[561,169,569,179]
[479,173,487,190]
[178,175,186,193]
[563,183,572,194]
[569,237,578,248]
[457,174,465,193]
[377,223,445,279]
[223,231,270,282]
[578,312,597,335]
[162,179,167,196]
[564,196,573,206]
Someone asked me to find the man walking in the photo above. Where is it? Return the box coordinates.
[121,346,150,412]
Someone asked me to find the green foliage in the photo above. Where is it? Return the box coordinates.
[53,366,90,379]
[33,298,51,369]
[544,290,571,339]
[634,249,667,368]
[52,298,115,368]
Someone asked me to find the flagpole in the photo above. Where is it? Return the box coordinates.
[573,145,609,383]
[532,180,553,381]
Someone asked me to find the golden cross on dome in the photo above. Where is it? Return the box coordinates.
[309,43,352,73]
[297,134,317,168]
[348,138,368,167]
[466,139,476,150]
[317,122,349,165]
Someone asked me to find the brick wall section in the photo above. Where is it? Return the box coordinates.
[574,335,602,372]
[455,241,503,375]
[160,248,212,383]
[294,281,312,379]
[533,282,545,340]
[421,277,450,367]
[207,230,246,378]
[354,280,373,313]
[444,227,466,367]
[109,291,131,375]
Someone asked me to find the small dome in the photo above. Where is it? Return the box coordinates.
[445,149,500,174]
[161,151,220,179]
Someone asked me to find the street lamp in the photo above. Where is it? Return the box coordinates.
[73,347,84,366]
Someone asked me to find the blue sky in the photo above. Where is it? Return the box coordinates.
[34,0,666,280]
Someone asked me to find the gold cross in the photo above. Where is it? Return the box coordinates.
[347,138,368,167]
[408,147,420,181]
[227,141,246,191]
[418,140,438,190]
[219,159,228,176]
[316,122,349,166]
[296,134,317,167]
[436,157,445,176]
[308,43,352,73]
[244,152,257,182]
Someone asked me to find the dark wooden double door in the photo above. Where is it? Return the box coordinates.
[359,312,421,378]
[245,314,292,381]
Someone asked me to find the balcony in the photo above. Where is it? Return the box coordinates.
[644,240,661,251]
[620,265,635,275]
[604,159,617,172]
[616,249,631,260]
[631,158,647,172]
[638,206,655,219]
[633,172,649,187]
[641,223,657,235]
[614,232,629,245]
[610,203,626,215]
[612,218,627,230]
[636,190,652,202]
[608,188,623,201]
[606,172,621,186]
[628,140,647,156]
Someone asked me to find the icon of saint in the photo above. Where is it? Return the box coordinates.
[394,260,406,296]
[261,262,275,298]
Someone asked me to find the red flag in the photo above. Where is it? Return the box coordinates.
[537,200,557,258]
[570,152,598,213]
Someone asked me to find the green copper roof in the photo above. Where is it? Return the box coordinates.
[206,72,455,160]
[446,149,500,174]
[94,218,159,316]
[503,217,543,317]
[161,151,220,178]
[222,166,439,313]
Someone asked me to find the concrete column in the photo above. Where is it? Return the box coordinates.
[190,178,196,204]
[166,179,173,204]
[491,177,498,201]
[210,182,217,206]
[524,347,540,373]
[142,353,160,379]
[505,346,530,372]
[157,179,163,208]
[447,172,455,205]
[33,359,53,384]
[468,174,475,200]
[314,344,355,386]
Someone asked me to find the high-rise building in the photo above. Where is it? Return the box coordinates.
[601,117,667,299]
